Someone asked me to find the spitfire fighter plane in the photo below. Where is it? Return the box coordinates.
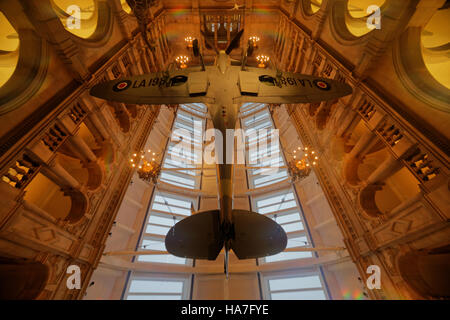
[90,30,352,277]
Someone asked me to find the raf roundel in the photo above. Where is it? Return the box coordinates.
[113,80,132,92]
[313,79,331,91]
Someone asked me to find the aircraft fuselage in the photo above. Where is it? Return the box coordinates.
[205,51,240,231]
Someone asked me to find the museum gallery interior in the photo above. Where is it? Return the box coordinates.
[0,0,448,300]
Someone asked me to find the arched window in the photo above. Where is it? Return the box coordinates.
[0,11,19,88]
[421,7,450,89]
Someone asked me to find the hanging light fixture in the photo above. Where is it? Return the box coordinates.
[287,146,318,182]
[249,36,260,48]
[130,149,161,183]
[256,55,269,68]
[184,36,195,48]
[175,55,189,69]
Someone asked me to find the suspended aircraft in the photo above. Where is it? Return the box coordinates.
[90,29,353,278]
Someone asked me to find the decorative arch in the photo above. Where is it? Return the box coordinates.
[343,156,363,186]
[393,26,450,112]
[329,0,372,45]
[358,183,384,218]
[0,11,19,88]
[23,172,89,224]
[50,0,113,47]
[64,188,89,223]
[0,27,49,115]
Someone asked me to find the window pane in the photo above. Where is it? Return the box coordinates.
[258,199,296,214]
[129,280,183,293]
[269,276,322,291]
[275,212,301,224]
[271,290,326,300]
[152,203,191,215]
[256,193,294,208]
[281,221,304,233]
[137,254,186,264]
[145,224,170,235]
[154,195,191,208]
[287,236,308,248]
[148,215,176,227]
[141,239,166,251]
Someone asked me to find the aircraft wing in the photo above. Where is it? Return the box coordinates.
[235,68,352,104]
[90,68,214,105]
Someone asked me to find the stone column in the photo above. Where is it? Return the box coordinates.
[366,154,403,185]
[84,112,111,144]
[41,160,81,190]
[336,110,359,138]
[348,130,377,159]
[66,135,97,163]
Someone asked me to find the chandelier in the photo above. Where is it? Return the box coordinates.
[287,147,318,182]
[249,36,260,48]
[175,55,189,69]
[130,149,161,184]
[256,55,269,68]
[184,36,195,48]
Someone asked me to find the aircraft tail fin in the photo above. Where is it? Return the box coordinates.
[231,210,287,259]
[165,210,224,260]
